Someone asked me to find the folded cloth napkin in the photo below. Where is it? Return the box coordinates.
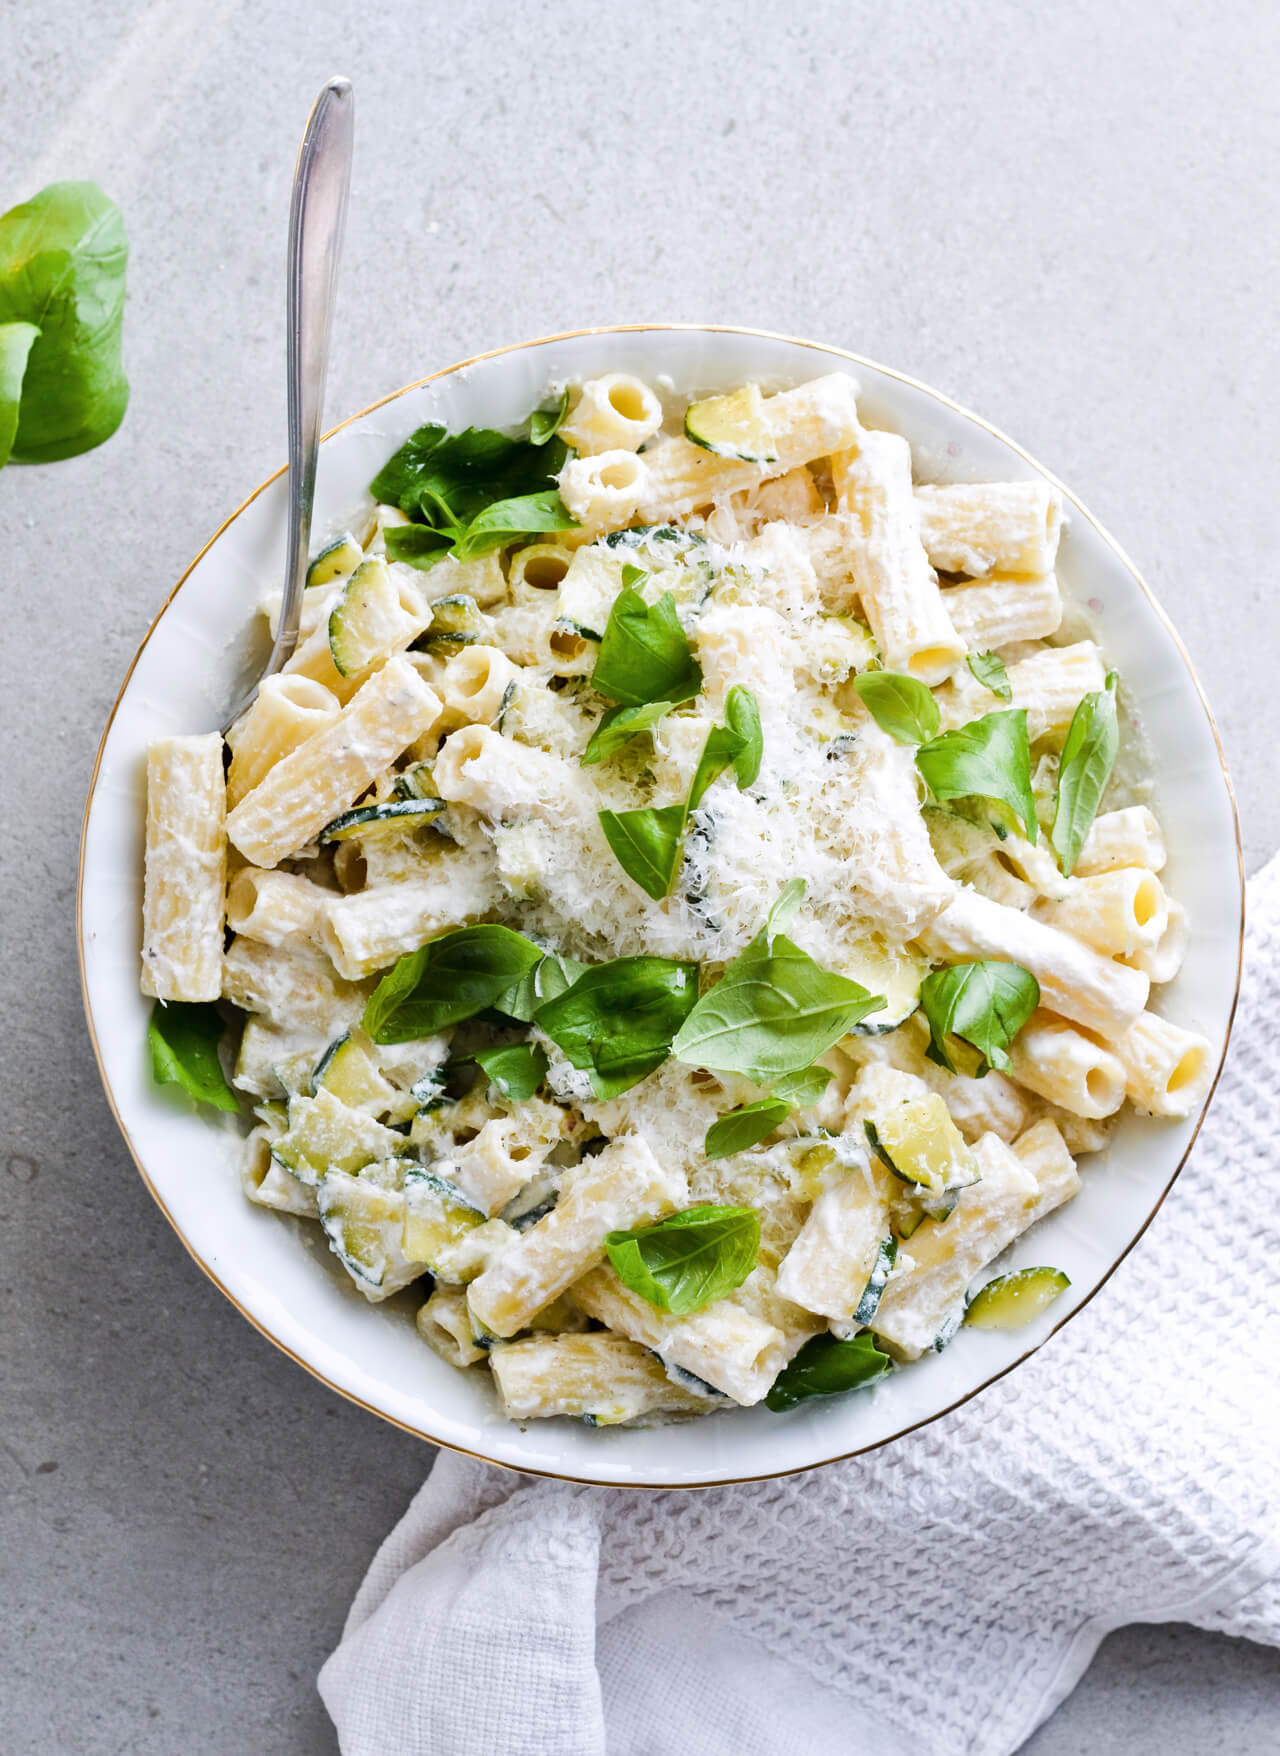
[320,855,1280,1756]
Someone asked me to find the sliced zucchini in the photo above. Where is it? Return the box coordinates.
[893,1207,924,1242]
[318,798,448,843]
[833,937,924,1031]
[684,384,778,463]
[317,1167,423,1299]
[851,1234,898,1326]
[329,557,405,676]
[864,1096,979,1199]
[420,593,494,650]
[401,1167,488,1281]
[270,1089,408,1188]
[311,1030,399,1117]
[604,524,706,554]
[411,1066,449,1112]
[306,531,363,589]
[964,1267,1071,1331]
[393,761,438,801]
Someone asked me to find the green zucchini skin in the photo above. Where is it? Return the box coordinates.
[964,1266,1070,1330]
[318,799,447,843]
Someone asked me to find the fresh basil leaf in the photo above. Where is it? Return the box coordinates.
[528,388,569,445]
[598,804,688,900]
[369,422,447,512]
[363,925,544,1042]
[916,709,1037,842]
[704,1098,792,1158]
[687,688,763,810]
[605,1204,760,1314]
[383,524,456,570]
[591,588,703,708]
[673,920,885,1082]
[0,320,39,467]
[452,488,577,559]
[474,1041,549,1102]
[534,956,699,1098]
[492,948,590,1023]
[0,181,129,464]
[967,650,1012,702]
[147,1002,239,1113]
[724,685,763,787]
[765,879,806,941]
[772,1064,833,1106]
[919,959,1040,1075]
[853,670,941,744]
[581,700,674,766]
[703,1062,831,1158]
[765,1330,892,1411]
[688,723,745,810]
[620,563,648,589]
[1051,671,1120,876]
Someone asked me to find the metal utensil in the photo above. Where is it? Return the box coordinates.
[221,75,354,733]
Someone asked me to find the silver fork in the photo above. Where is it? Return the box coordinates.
[221,75,354,734]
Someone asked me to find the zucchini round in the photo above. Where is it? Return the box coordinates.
[318,799,447,843]
[964,1266,1071,1330]
[684,385,778,463]
[306,531,363,589]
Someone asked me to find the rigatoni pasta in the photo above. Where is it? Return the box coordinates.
[138,368,1214,1431]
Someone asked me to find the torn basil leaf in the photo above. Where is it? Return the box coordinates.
[474,1042,549,1102]
[967,650,1012,702]
[1051,671,1120,876]
[852,670,941,744]
[147,1002,239,1113]
[534,956,699,1099]
[363,925,544,1042]
[916,708,1038,842]
[591,587,703,708]
[598,803,688,900]
[765,1330,892,1411]
[673,909,885,1082]
[918,959,1040,1076]
[605,1204,760,1314]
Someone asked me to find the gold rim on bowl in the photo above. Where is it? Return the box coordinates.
[77,323,1246,1489]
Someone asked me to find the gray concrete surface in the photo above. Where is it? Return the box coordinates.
[3,0,1279,1749]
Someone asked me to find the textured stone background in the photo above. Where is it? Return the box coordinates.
[3,1,1278,1749]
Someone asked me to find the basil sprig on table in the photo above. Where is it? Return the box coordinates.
[0,181,129,467]
[673,882,886,1081]
[765,1330,892,1412]
[595,686,763,900]
[1051,672,1119,876]
[590,586,703,708]
[852,670,941,745]
[915,708,1038,842]
[703,1064,833,1158]
[605,1204,760,1314]
[373,415,577,570]
[473,1041,549,1102]
[966,650,1012,702]
[147,1002,239,1113]
[534,957,700,1099]
[362,925,544,1042]
[918,959,1040,1075]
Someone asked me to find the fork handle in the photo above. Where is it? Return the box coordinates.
[223,76,354,732]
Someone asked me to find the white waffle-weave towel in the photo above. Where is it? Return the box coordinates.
[319,855,1280,1756]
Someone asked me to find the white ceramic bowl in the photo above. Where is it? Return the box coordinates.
[79,325,1243,1487]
